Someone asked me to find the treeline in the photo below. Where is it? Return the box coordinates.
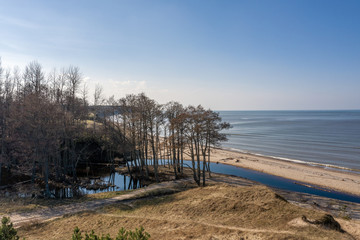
[109,95,230,186]
[0,59,110,197]
[0,58,229,197]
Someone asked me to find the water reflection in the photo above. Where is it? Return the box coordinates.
[49,170,143,198]
[48,159,360,203]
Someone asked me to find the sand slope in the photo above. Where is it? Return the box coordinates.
[19,184,360,240]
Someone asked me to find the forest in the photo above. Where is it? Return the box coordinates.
[0,58,230,198]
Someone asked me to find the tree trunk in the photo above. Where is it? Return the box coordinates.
[125,152,133,179]
[196,141,201,186]
[150,130,159,182]
[0,115,5,185]
[0,162,2,185]
[202,153,206,186]
[207,145,212,177]
[44,155,50,198]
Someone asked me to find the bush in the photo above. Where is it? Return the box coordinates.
[0,217,19,240]
[72,226,150,240]
[0,217,151,240]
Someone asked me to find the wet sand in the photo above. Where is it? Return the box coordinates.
[187,148,360,196]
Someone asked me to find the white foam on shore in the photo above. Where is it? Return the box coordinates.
[220,147,360,174]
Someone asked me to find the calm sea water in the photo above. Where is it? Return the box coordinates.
[219,111,360,172]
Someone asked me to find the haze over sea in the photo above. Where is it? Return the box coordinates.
[219,110,360,172]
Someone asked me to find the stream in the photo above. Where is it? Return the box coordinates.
[51,160,360,203]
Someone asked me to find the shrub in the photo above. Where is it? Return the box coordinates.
[0,217,19,240]
[72,226,150,240]
[72,227,82,240]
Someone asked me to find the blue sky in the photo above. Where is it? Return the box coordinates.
[0,0,359,110]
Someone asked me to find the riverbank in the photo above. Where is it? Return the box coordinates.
[188,148,360,196]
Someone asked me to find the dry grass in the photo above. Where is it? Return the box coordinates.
[0,189,133,215]
[84,119,103,129]
[17,184,359,240]
[84,189,135,200]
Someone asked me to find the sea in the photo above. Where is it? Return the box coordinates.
[219,110,360,172]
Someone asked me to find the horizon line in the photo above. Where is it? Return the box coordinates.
[215,109,360,112]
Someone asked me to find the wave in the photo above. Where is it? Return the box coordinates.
[220,147,360,174]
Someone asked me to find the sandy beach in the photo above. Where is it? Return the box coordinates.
[189,148,360,196]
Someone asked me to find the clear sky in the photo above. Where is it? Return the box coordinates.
[0,0,359,110]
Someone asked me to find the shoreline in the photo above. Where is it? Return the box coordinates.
[192,147,360,196]
[222,147,360,174]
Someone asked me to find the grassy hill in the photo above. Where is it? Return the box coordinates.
[17,184,360,240]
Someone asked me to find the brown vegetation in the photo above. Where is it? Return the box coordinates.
[17,184,360,240]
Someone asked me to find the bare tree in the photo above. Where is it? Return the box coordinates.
[66,66,82,115]
[81,82,89,107]
[23,61,44,96]
[0,58,4,184]
[92,84,104,131]
[67,66,82,99]
[94,84,103,106]
[0,58,232,196]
